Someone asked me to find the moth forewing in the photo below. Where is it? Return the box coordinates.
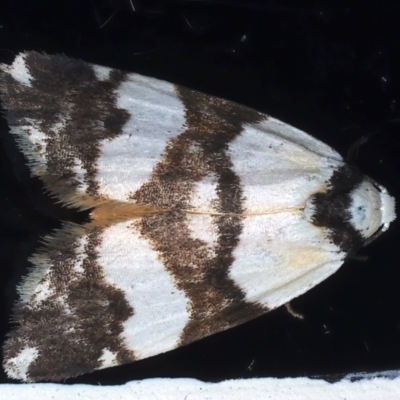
[0,52,395,382]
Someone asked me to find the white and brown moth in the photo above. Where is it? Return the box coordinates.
[0,52,396,382]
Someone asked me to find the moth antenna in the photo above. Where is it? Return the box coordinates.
[129,0,135,12]
[99,6,122,29]
[349,254,368,262]
[346,135,370,163]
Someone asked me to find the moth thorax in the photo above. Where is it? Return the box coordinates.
[303,179,396,241]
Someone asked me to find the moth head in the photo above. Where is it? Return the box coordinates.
[303,175,396,250]
[347,179,396,242]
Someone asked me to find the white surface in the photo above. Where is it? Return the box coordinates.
[1,376,400,400]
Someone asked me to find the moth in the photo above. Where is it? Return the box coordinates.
[0,52,396,382]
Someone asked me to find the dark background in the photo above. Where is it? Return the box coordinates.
[0,0,399,385]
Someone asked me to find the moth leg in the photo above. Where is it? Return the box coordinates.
[284,303,304,320]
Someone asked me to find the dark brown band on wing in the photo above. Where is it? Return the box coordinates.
[132,86,269,347]
[0,52,129,198]
[3,226,135,382]
[307,164,365,253]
